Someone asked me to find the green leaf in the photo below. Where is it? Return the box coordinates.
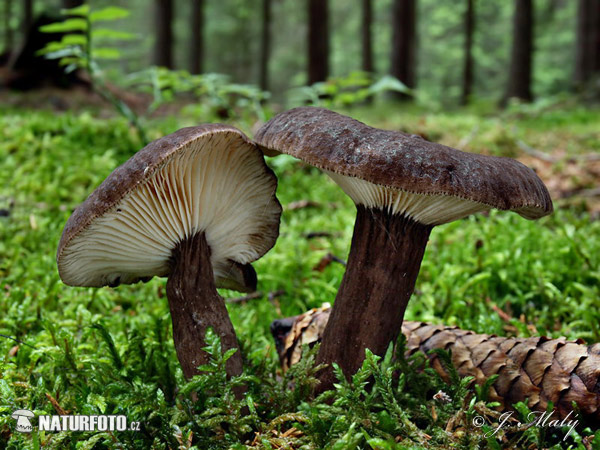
[90,323,123,370]
[60,34,87,46]
[0,379,13,401]
[86,393,107,414]
[76,433,110,450]
[475,374,499,403]
[59,57,82,66]
[89,7,130,23]
[40,47,81,61]
[58,57,85,73]
[92,28,135,40]
[367,437,398,449]
[222,347,238,363]
[246,395,257,416]
[36,41,70,55]
[62,4,90,16]
[368,75,411,95]
[40,18,88,33]
[92,48,121,60]
[32,431,41,450]
[63,63,80,74]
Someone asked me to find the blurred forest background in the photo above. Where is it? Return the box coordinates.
[0,0,599,109]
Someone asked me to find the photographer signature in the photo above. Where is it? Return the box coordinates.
[472,410,579,441]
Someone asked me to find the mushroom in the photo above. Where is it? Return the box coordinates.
[255,107,552,391]
[12,409,34,433]
[57,125,282,378]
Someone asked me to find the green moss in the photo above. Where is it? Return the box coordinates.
[1,106,598,448]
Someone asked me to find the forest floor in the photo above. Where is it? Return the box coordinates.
[1,101,599,449]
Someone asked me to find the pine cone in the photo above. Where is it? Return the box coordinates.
[271,306,600,420]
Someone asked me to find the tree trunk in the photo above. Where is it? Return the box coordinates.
[307,0,329,85]
[461,0,475,105]
[505,0,534,102]
[596,1,600,74]
[574,0,600,87]
[259,0,272,91]
[62,0,84,8]
[390,0,416,101]
[23,0,33,35]
[596,2,600,75]
[154,0,174,69]
[4,0,13,54]
[361,0,374,74]
[190,0,204,74]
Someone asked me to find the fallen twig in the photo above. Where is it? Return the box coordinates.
[226,290,286,304]
[285,200,321,211]
[45,393,67,415]
[305,231,333,239]
[312,253,346,272]
[226,291,262,304]
[517,139,600,164]
[516,140,557,163]
[567,153,600,163]
[486,298,512,322]
[268,290,286,301]
[458,124,480,148]
[0,333,37,350]
[561,187,600,199]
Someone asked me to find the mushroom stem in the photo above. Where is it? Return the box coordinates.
[315,206,432,393]
[166,232,243,379]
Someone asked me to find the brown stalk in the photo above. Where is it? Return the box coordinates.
[314,207,431,392]
[167,232,242,379]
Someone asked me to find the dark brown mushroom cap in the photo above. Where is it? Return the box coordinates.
[255,107,552,220]
[57,124,282,288]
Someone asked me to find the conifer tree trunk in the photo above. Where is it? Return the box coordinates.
[4,0,13,53]
[574,0,600,87]
[23,0,33,34]
[307,0,329,85]
[461,0,475,105]
[505,0,534,102]
[190,0,204,74]
[390,0,416,101]
[62,0,84,8]
[596,2,600,74]
[155,0,174,69]
[259,0,272,91]
[362,0,374,74]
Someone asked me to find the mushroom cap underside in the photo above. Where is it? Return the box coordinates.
[57,125,282,288]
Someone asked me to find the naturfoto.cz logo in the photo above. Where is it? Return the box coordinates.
[12,409,141,433]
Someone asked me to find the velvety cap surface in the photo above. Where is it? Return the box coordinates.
[255,107,552,221]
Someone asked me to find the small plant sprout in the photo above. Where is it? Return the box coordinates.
[256,107,553,392]
[37,5,149,143]
[57,125,282,378]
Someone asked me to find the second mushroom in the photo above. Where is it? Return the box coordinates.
[255,107,553,392]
